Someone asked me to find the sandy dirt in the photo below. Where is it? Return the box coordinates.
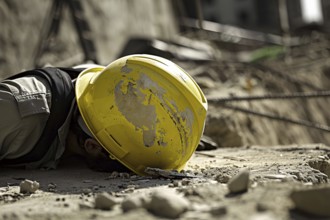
[1,144,330,220]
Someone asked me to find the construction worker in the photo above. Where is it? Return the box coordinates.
[0,54,208,175]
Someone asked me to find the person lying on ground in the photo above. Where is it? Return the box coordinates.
[0,54,208,175]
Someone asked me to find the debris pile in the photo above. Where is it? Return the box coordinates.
[0,144,329,219]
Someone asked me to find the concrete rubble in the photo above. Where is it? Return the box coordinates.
[227,169,250,194]
[94,192,119,210]
[121,194,148,212]
[0,145,329,219]
[147,190,190,218]
[19,180,40,194]
[290,186,330,217]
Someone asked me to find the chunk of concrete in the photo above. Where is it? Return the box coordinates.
[290,186,330,217]
[147,190,189,218]
[19,180,39,194]
[227,169,250,194]
[94,192,118,210]
[121,194,148,212]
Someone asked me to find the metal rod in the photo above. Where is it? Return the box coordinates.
[195,0,204,30]
[208,90,330,103]
[67,0,99,64]
[221,104,330,132]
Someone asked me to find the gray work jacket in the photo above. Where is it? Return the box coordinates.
[0,74,74,169]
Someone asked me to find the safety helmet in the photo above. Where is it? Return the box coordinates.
[75,54,208,175]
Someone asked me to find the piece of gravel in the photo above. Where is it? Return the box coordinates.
[210,205,227,216]
[19,180,39,194]
[290,186,330,217]
[147,190,189,218]
[121,194,149,212]
[94,192,118,210]
[227,169,250,193]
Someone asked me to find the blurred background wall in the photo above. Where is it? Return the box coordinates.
[1,0,330,77]
[0,0,177,78]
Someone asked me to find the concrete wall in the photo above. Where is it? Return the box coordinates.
[0,0,177,78]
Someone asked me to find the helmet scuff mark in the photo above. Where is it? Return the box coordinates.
[121,65,132,74]
[114,77,157,147]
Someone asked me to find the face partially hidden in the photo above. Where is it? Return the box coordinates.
[66,128,129,172]
[82,138,129,172]
[83,138,107,159]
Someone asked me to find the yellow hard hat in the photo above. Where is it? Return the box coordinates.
[75,54,208,175]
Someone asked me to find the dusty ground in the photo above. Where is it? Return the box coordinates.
[1,144,330,220]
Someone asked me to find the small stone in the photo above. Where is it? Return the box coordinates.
[94,192,118,210]
[5,196,14,202]
[82,188,92,194]
[19,180,39,194]
[47,182,56,191]
[122,188,134,193]
[79,202,94,210]
[227,169,250,194]
[210,205,227,216]
[108,171,119,179]
[181,179,191,186]
[215,174,231,183]
[290,186,330,217]
[119,172,131,179]
[172,180,182,187]
[256,202,268,212]
[147,190,189,219]
[121,194,148,212]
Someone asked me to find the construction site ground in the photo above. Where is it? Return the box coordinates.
[1,144,330,220]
